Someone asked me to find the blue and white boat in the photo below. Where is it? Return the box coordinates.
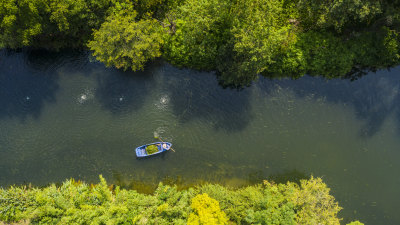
[135,142,172,157]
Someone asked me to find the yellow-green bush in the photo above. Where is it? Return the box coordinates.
[187,193,228,225]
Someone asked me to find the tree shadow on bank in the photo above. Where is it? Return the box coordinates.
[95,62,159,115]
[164,64,253,132]
[0,49,61,121]
[257,69,400,138]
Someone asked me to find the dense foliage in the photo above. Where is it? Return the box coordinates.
[0,0,113,49]
[87,1,165,71]
[0,175,364,224]
[1,0,400,86]
[187,193,228,224]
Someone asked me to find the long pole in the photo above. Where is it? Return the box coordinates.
[157,137,175,152]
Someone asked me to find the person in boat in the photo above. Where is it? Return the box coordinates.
[156,143,169,150]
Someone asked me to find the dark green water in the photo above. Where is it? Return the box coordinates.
[1,50,400,224]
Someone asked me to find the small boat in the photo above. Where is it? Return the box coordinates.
[135,142,172,157]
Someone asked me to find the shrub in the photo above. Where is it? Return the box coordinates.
[0,175,356,224]
[187,193,228,225]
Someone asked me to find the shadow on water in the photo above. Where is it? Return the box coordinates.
[258,70,400,137]
[95,64,157,114]
[110,169,308,195]
[267,169,309,185]
[0,50,60,120]
[247,169,308,185]
[111,170,193,194]
[25,48,89,72]
[166,66,253,132]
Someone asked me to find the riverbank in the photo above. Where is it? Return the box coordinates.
[1,0,400,86]
[0,175,363,224]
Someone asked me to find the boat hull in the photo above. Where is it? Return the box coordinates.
[135,142,172,157]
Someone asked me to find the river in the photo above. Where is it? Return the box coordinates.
[0,49,399,224]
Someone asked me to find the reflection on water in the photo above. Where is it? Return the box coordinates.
[257,73,400,137]
[1,49,400,224]
[0,52,58,120]
[267,169,309,185]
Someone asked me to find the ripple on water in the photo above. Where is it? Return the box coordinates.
[77,88,95,104]
[153,126,169,140]
[154,94,170,110]
[8,89,40,119]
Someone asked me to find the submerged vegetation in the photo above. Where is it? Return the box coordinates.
[1,0,400,86]
[0,175,363,224]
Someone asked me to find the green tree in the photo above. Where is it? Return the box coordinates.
[0,175,358,224]
[295,0,382,31]
[42,0,113,49]
[291,177,342,225]
[350,27,400,69]
[0,0,49,48]
[88,2,165,71]
[0,0,113,49]
[1,0,400,84]
[217,0,297,86]
[296,31,355,78]
[163,0,231,70]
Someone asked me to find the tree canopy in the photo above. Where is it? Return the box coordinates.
[0,175,364,224]
[87,2,164,71]
[1,0,400,86]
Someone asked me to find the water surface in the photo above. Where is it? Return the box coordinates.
[1,50,400,224]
